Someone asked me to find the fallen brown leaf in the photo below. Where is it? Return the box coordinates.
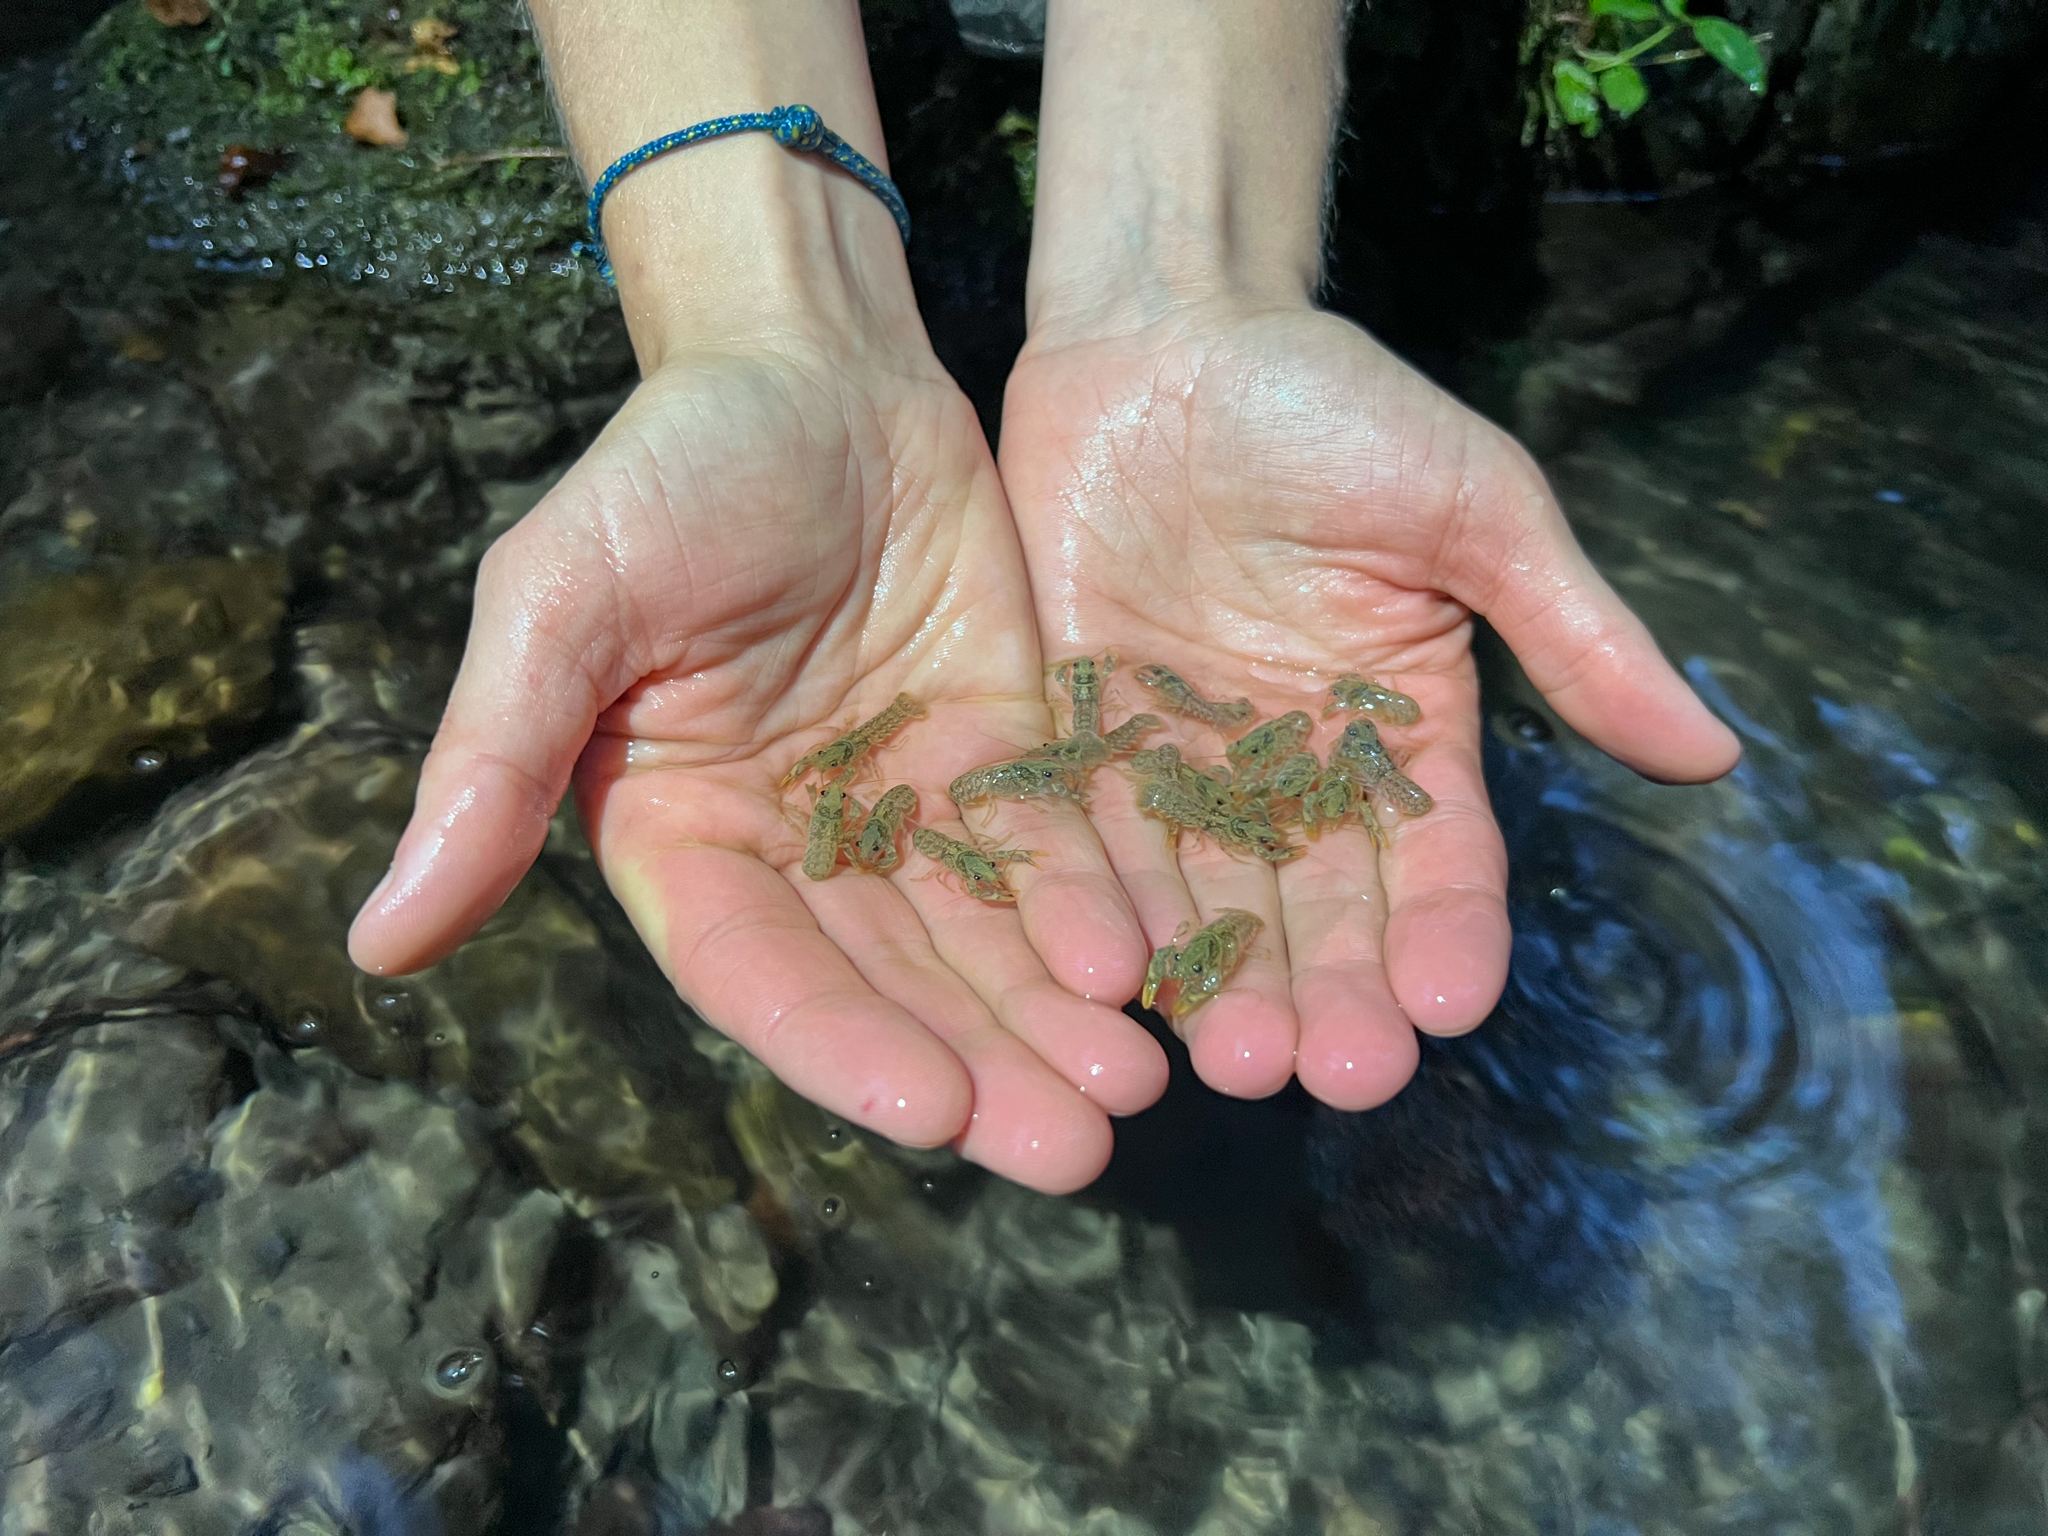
[404,17,462,75]
[145,0,212,25]
[344,88,407,148]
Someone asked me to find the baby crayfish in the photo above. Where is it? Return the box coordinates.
[1330,719,1434,818]
[912,827,1038,903]
[1225,710,1314,791]
[1300,764,1380,844]
[1050,650,1117,737]
[781,693,927,790]
[848,784,918,874]
[1142,908,1264,1027]
[1325,673,1422,728]
[1132,663,1256,732]
[949,756,1085,812]
[1021,712,1162,775]
[801,783,853,881]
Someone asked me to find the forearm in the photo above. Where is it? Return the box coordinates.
[1026,0,1348,343]
[529,0,922,371]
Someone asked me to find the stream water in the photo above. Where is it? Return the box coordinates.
[3,36,2047,1536]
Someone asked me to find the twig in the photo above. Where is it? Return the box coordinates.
[429,146,573,170]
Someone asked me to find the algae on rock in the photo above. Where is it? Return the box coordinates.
[0,555,286,842]
[70,0,593,306]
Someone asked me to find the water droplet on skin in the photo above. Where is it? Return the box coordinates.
[820,1196,843,1219]
[433,1348,487,1391]
[825,1125,844,1144]
[717,1358,741,1385]
[860,1275,877,1292]
[130,746,167,774]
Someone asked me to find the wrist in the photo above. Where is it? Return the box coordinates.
[1024,0,1345,349]
[530,0,926,375]
[597,139,924,375]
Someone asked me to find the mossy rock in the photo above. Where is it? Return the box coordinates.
[70,0,597,310]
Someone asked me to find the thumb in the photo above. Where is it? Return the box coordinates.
[1442,450,1740,783]
[348,518,630,975]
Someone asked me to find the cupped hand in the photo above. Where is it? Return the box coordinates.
[1000,302,1740,1109]
[349,336,1166,1193]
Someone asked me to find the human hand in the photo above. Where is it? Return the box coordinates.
[1012,0,1738,1109]
[348,330,1168,1194]
[348,0,1166,1194]
[1001,301,1739,1107]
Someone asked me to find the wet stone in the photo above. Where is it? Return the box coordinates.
[0,555,287,842]
[0,287,81,406]
[0,377,249,588]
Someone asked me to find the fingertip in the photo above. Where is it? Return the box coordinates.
[1078,1024,1170,1116]
[1185,997,1298,1098]
[345,921,393,977]
[788,997,976,1150]
[956,1078,1113,1193]
[1292,971,1421,1111]
[1023,873,1149,1004]
[1647,709,1742,785]
[860,1055,975,1149]
[1385,887,1511,1035]
[1298,1033,1419,1112]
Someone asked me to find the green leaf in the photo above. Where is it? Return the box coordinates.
[1690,17,1766,91]
[1661,0,1691,17]
[1590,0,1662,18]
[1552,60,1604,132]
[1599,62,1649,116]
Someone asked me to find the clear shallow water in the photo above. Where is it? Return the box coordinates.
[4,77,2048,1536]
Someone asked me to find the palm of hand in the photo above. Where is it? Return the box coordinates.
[1001,305,1738,1107]
[353,347,1164,1193]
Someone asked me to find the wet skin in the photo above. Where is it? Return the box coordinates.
[1001,302,1741,1111]
[347,345,1170,1196]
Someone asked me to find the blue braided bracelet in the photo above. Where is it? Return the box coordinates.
[574,103,912,284]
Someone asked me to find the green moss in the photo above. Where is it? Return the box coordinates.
[70,0,597,310]
[994,108,1036,210]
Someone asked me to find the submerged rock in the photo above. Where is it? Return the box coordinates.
[0,850,564,1534]
[0,555,286,842]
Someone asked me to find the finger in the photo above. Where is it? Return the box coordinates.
[799,868,1117,1192]
[1373,679,1513,1035]
[1087,760,1205,953]
[1168,835,1297,1099]
[808,848,1164,1126]
[1277,824,1422,1111]
[953,1032,1115,1195]
[964,792,1150,1006]
[600,838,974,1150]
[349,517,629,976]
[1441,451,1740,784]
